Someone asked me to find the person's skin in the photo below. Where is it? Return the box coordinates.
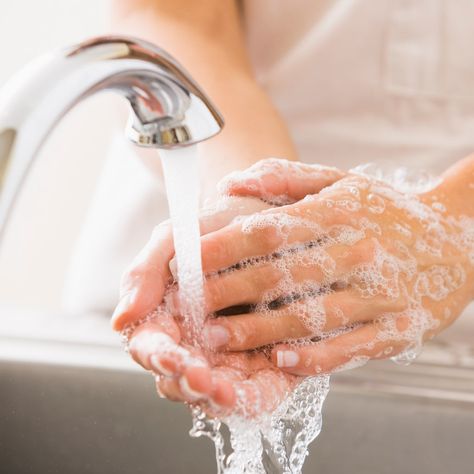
[200,158,474,371]
[115,156,474,416]
[113,164,345,415]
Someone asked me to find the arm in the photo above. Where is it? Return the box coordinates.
[111,0,297,200]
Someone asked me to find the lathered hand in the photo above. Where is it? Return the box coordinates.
[113,163,346,414]
[114,195,291,417]
[127,312,299,417]
[203,159,474,376]
[112,196,270,331]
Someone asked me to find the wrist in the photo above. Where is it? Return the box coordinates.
[426,154,474,218]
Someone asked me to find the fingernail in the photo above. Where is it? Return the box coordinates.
[179,375,205,400]
[276,350,300,368]
[204,325,230,349]
[150,355,174,376]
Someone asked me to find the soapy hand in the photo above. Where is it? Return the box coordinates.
[126,312,300,417]
[202,159,474,376]
[114,157,474,414]
[112,161,346,414]
[111,196,271,332]
[113,195,286,416]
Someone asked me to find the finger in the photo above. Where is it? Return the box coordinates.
[206,366,243,414]
[204,262,284,312]
[207,367,290,417]
[205,311,310,352]
[183,365,213,398]
[199,195,362,275]
[168,197,271,278]
[208,349,271,375]
[219,158,345,203]
[203,238,377,313]
[156,370,236,410]
[156,365,213,404]
[209,377,237,411]
[200,210,323,274]
[204,286,407,351]
[128,316,180,370]
[113,198,272,331]
[112,222,174,331]
[233,369,296,417]
[156,377,187,402]
[129,320,207,376]
[271,321,409,376]
[206,355,289,415]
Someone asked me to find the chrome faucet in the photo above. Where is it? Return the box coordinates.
[0,35,224,238]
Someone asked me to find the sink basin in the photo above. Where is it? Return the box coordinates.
[2,309,474,473]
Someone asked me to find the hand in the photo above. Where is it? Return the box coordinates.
[199,159,474,376]
[113,160,346,414]
[127,311,299,417]
[112,196,271,331]
[113,194,294,417]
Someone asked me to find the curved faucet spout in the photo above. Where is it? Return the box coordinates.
[0,35,224,238]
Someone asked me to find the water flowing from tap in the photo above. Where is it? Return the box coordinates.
[160,146,206,344]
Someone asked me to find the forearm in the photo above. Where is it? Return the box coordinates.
[111,0,297,200]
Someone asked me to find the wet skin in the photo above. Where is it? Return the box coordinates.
[113,158,474,415]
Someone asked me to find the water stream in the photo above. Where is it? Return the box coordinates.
[160,146,206,344]
[160,146,330,473]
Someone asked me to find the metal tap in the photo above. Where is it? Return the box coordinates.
[0,35,224,237]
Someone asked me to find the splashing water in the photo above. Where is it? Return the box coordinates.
[160,146,330,473]
[189,374,330,474]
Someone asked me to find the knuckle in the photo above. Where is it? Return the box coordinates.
[203,235,230,270]
[250,223,281,251]
[228,318,256,349]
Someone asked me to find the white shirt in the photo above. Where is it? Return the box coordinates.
[244,0,474,172]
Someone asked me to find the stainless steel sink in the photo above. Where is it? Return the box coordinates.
[2,310,474,473]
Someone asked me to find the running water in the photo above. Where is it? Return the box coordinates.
[160,146,206,343]
[159,146,330,473]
